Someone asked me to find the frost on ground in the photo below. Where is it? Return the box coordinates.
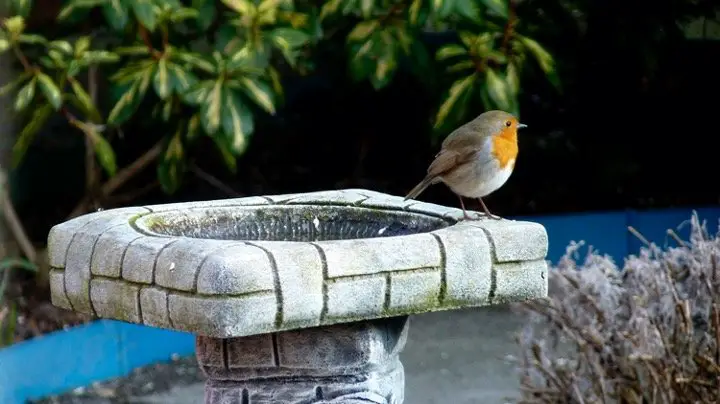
[513,214,720,404]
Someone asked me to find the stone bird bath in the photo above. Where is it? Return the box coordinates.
[48,189,548,404]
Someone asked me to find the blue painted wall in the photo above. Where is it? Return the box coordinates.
[0,206,718,403]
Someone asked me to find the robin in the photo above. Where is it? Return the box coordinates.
[404,110,527,220]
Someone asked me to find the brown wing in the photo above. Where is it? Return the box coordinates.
[426,145,482,178]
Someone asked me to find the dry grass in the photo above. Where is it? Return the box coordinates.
[513,213,720,404]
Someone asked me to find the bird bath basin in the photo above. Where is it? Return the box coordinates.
[48,189,548,404]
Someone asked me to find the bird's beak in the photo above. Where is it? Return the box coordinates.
[518,123,528,129]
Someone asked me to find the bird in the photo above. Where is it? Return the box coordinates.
[404,110,527,220]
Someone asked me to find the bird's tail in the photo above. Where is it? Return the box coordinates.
[404,177,436,201]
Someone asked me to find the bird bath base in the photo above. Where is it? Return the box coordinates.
[48,189,549,404]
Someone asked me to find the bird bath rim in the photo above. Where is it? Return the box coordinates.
[131,204,456,242]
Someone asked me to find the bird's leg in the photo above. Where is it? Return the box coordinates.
[458,196,476,220]
[478,198,502,220]
[458,196,482,220]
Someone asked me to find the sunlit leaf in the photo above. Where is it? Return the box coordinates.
[70,78,103,122]
[153,58,171,99]
[182,80,213,105]
[18,34,46,45]
[408,0,422,24]
[14,77,36,112]
[436,44,468,60]
[12,104,53,167]
[479,0,508,18]
[174,51,216,74]
[518,36,561,90]
[0,39,10,53]
[102,0,130,31]
[36,73,62,111]
[485,68,512,111]
[447,60,475,73]
[222,0,256,16]
[108,66,153,125]
[319,0,342,19]
[347,21,379,42]
[200,80,223,135]
[506,62,519,97]
[3,16,26,37]
[49,40,73,55]
[186,113,201,141]
[221,90,254,153]
[269,27,310,49]
[114,46,150,56]
[157,129,185,194]
[360,0,374,18]
[240,77,275,114]
[83,125,117,176]
[168,64,198,94]
[435,74,476,128]
[371,40,397,89]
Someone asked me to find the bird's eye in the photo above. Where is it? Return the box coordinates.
[505,120,512,127]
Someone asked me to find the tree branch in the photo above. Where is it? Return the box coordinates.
[0,171,37,264]
[67,139,164,220]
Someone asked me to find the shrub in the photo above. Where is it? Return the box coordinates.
[514,214,720,404]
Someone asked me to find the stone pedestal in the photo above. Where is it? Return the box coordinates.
[198,317,408,404]
[47,189,549,404]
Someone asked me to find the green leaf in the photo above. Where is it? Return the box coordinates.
[485,68,512,111]
[436,44,468,60]
[360,0,374,18]
[182,80,213,105]
[36,73,63,111]
[75,36,91,55]
[479,0,508,18]
[0,258,37,272]
[12,104,53,167]
[446,60,474,73]
[221,90,254,154]
[12,0,33,18]
[18,34,47,45]
[153,58,172,99]
[175,52,216,74]
[0,71,32,96]
[269,27,310,49]
[3,16,26,37]
[102,0,130,31]
[519,36,561,90]
[193,0,216,30]
[157,129,185,194]
[455,0,481,22]
[506,62,519,97]
[84,125,117,176]
[70,78,103,123]
[347,20,379,42]
[107,66,154,126]
[435,74,476,128]
[14,77,36,112]
[168,63,198,94]
[240,77,275,114]
[130,0,157,31]
[114,46,151,56]
[82,50,120,64]
[211,134,237,173]
[48,40,73,55]
[222,0,256,15]
[0,39,10,53]
[200,80,223,135]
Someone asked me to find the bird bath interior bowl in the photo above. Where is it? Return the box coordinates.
[47,189,549,404]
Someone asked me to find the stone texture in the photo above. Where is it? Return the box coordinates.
[198,317,408,404]
[49,189,548,338]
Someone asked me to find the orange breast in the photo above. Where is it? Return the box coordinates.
[491,127,519,169]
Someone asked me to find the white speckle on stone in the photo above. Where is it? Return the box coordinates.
[313,217,320,230]
[169,262,175,272]
[377,226,387,235]
[73,386,85,395]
